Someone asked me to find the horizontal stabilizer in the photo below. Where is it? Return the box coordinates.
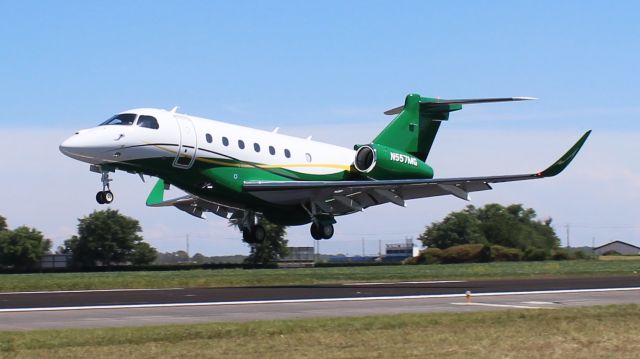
[384,96,536,115]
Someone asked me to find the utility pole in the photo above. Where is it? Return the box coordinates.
[378,240,382,256]
[186,234,190,258]
[565,224,570,248]
[361,237,365,256]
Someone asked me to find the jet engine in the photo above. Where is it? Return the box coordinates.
[353,144,434,180]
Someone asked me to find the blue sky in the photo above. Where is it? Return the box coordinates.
[1,1,639,255]
[2,1,638,129]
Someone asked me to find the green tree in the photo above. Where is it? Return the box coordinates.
[64,209,157,267]
[128,241,158,265]
[192,253,207,264]
[0,226,51,269]
[243,219,288,265]
[419,203,560,251]
[418,207,486,249]
[0,215,7,232]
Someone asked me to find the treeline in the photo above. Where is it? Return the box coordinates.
[409,203,591,264]
[406,244,591,265]
[155,251,246,265]
[0,210,158,270]
[0,216,51,270]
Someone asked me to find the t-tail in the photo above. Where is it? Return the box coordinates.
[373,94,535,161]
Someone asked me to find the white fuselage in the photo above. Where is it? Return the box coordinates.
[60,108,356,177]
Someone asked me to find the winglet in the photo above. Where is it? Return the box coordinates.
[538,130,591,177]
[146,178,165,206]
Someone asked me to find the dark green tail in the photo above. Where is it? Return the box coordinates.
[372,93,534,161]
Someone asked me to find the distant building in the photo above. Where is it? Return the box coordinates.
[277,247,315,268]
[384,238,420,262]
[593,241,640,256]
[39,254,71,269]
[328,255,378,263]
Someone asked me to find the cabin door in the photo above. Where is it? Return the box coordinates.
[173,115,198,169]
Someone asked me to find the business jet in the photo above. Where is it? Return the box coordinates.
[59,93,590,242]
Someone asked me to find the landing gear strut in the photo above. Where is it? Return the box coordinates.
[96,170,114,204]
[310,222,334,240]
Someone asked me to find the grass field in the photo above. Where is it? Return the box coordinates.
[1,305,639,358]
[0,260,639,292]
[598,255,640,261]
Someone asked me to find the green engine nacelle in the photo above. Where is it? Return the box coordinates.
[352,144,434,180]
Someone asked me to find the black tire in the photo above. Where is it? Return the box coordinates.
[104,191,114,204]
[96,191,105,204]
[310,223,322,240]
[253,225,266,242]
[242,228,252,242]
[321,223,334,239]
[243,225,266,244]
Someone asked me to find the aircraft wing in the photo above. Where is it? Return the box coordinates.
[146,178,244,220]
[244,131,591,215]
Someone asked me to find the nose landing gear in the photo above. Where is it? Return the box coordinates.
[96,190,114,204]
[95,169,114,204]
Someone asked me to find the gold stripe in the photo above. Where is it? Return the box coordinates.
[149,143,350,171]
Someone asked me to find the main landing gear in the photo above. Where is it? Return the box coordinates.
[301,203,335,240]
[310,222,334,240]
[238,212,266,244]
[242,224,266,244]
[96,170,114,204]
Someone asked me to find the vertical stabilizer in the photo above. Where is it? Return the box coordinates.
[373,94,534,161]
[373,94,461,161]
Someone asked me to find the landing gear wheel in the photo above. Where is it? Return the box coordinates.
[320,223,334,239]
[96,192,105,204]
[96,191,114,204]
[252,225,266,242]
[103,191,114,204]
[310,223,323,240]
[243,225,266,244]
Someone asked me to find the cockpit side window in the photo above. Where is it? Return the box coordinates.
[137,115,160,129]
[100,113,137,126]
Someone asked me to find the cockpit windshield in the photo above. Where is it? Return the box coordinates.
[99,113,137,126]
[137,115,159,129]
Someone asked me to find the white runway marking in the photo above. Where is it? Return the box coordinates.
[344,281,465,286]
[451,302,546,309]
[0,288,185,295]
[1,286,640,313]
[522,301,559,305]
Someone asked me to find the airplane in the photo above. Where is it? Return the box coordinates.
[59,93,591,243]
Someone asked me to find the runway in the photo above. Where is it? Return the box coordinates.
[0,275,638,330]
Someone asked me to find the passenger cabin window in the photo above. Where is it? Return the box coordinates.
[205,133,213,143]
[222,137,229,146]
[269,146,275,155]
[254,143,260,152]
[238,140,245,149]
[100,113,137,126]
[137,115,159,129]
[284,149,291,158]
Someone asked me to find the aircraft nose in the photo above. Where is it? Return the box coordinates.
[59,134,79,157]
[59,131,91,160]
